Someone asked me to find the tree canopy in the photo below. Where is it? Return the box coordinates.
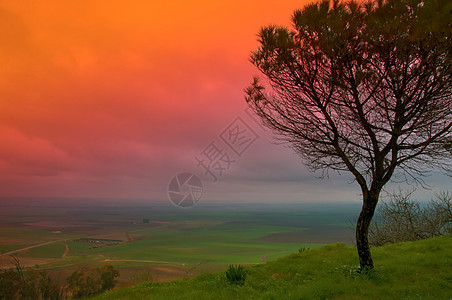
[246,0,452,269]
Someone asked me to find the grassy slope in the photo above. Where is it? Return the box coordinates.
[93,235,451,300]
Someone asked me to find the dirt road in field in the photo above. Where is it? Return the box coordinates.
[62,243,69,258]
[0,239,70,257]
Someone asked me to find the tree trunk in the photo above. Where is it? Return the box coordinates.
[356,193,379,270]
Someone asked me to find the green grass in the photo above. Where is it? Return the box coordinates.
[0,244,28,253]
[92,235,452,300]
[85,225,322,264]
[66,240,93,256]
[16,243,67,259]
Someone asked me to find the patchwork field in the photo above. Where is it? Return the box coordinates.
[0,202,360,286]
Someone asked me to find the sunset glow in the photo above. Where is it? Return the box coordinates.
[1,1,450,204]
[0,0,310,202]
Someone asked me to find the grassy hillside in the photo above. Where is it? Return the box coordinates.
[92,235,451,299]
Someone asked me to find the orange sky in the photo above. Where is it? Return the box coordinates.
[0,0,317,202]
[1,1,449,205]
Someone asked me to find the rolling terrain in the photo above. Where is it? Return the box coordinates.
[93,235,452,299]
[0,202,359,286]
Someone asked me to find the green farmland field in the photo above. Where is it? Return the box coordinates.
[0,202,360,285]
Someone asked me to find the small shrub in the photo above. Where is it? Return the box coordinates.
[343,265,380,282]
[298,247,310,253]
[225,265,247,286]
[0,257,65,299]
[369,190,452,246]
[67,265,119,298]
